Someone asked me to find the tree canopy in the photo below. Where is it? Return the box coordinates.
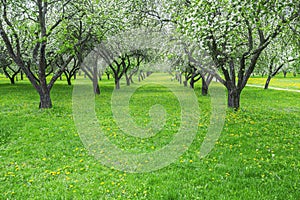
[0,0,299,109]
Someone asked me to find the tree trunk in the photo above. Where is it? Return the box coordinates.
[107,73,110,80]
[125,73,130,86]
[20,70,24,80]
[67,77,72,86]
[190,79,195,89]
[92,72,100,95]
[227,89,241,110]
[98,72,102,81]
[201,78,208,96]
[183,80,187,87]
[93,67,100,95]
[130,76,134,84]
[283,71,287,78]
[39,89,52,109]
[93,81,100,95]
[3,67,19,84]
[115,79,120,89]
[141,72,145,80]
[179,73,182,84]
[64,72,72,85]
[264,76,272,89]
[9,76,15,84]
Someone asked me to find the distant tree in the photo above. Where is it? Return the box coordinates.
[0,46,19,84]
[258,37,296,89]
[125,52,145,86]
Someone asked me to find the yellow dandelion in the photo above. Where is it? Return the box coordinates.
[50,172,57,176]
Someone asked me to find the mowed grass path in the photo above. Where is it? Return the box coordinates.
[0,74,299,199]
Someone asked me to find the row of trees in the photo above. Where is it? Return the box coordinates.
[170,0,300,109]
[0,0,299,110]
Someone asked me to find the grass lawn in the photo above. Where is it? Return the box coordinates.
[0,74,299,199]
[247,74,300,90]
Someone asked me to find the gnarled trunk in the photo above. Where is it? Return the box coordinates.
[39,89,52,109]
[227,89,241,110]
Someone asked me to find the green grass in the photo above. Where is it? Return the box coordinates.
[0,74,299,199]
[247,75,300,90]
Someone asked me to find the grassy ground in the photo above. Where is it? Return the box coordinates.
[247,74,300,90]
[0,74,299,199]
